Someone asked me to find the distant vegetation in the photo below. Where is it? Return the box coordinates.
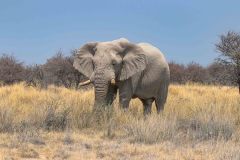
[169,61,235,85]
[0,53,236,88]
[0,51,87,88]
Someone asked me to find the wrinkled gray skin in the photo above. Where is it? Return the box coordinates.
[73,38,170,114]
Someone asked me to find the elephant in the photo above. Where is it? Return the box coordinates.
[73,38,170,115]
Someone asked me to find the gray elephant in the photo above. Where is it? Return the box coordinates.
[73,38,170,114]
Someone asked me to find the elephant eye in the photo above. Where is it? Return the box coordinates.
[112,60,117,65]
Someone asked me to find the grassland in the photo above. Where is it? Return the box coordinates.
[0,83,239,159]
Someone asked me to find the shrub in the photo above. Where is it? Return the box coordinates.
[125,115,177,144]
[207,62,235,85]
[41,104,71,131]
[169,61,186,84]
[25,64,45,88]
[43,51,84,88]
[0,55,25,85]
[177,118,234,141]
[185,62,208,83]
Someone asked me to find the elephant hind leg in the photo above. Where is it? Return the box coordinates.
[155,99,165,113]
[140,98,154,115]
[155,81,169,113]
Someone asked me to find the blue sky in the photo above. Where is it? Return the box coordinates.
[0,0,240,66]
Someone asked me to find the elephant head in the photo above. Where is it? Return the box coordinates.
[73,38,147,107]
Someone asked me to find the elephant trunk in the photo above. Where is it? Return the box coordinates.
[93,68,111,107]
[94,78,109,107]
[93,68,117,109]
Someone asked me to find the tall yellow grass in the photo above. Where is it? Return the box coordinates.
[0,83,239,142]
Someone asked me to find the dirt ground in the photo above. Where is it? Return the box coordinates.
[1,130,239,160]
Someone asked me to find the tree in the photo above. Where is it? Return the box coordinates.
[168,61,186,84]
[0,54,25,85]
[25,64,45,87]
[216,31,240,93]
[185,62,208,83]
[207,62,234,85]
[43,51,84,88]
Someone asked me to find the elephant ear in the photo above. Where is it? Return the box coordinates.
[119,42,147,81]
[73,42,97,78]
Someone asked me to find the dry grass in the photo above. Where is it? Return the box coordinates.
[0,83,239,159]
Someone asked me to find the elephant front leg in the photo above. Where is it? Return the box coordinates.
[106,85,118,105]
[119,96,131,110]
[118,80,133,110]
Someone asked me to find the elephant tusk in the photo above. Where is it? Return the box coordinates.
[79,80,91,86]
[111,79,116,85]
